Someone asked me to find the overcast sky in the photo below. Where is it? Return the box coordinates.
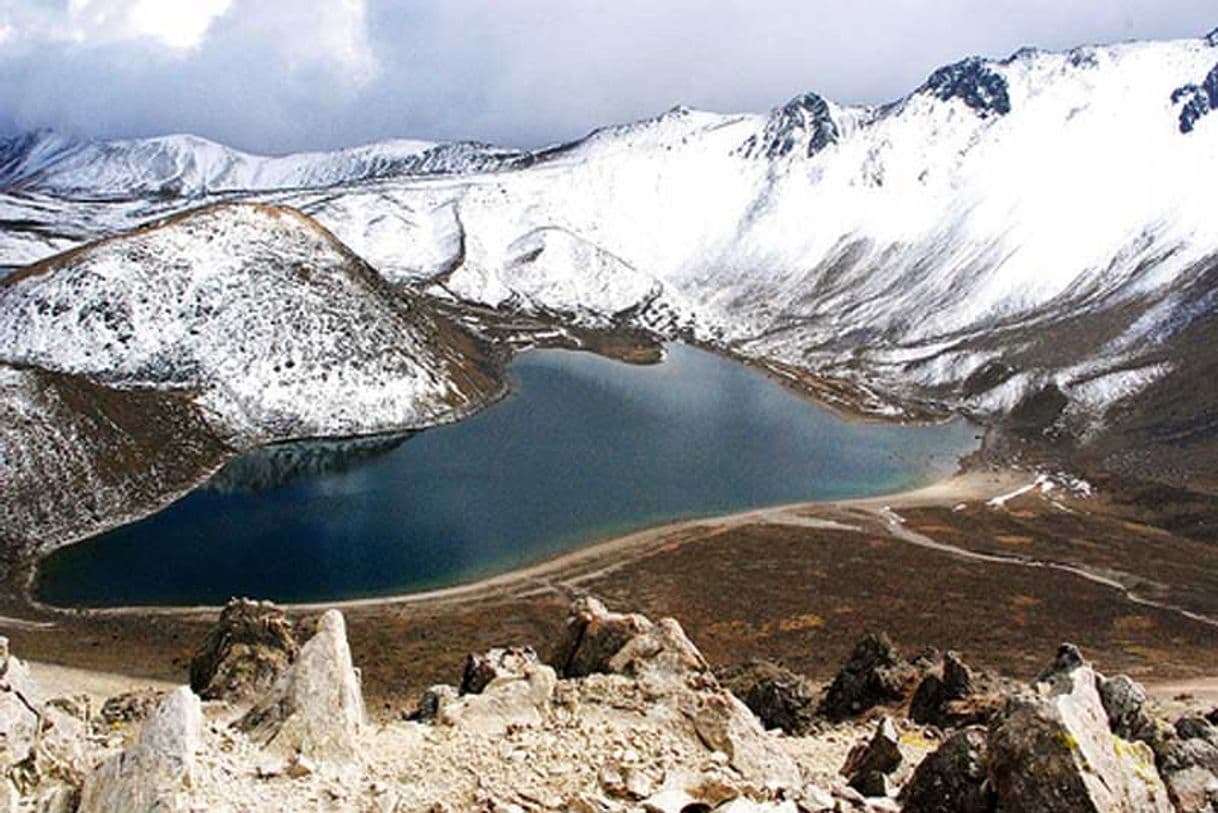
[0,1,1213,154]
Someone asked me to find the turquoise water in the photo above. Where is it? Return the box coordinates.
[36,344,977,606]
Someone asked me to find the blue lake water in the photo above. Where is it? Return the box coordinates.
[36,344,977,606]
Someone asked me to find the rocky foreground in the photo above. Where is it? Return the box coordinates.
[2,597,1216,812]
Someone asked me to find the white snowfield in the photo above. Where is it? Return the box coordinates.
[0,205,487,440]
[2,32,1218,426]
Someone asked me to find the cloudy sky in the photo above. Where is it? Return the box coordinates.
[0,1,1213,154]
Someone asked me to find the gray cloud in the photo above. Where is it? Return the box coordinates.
[0,0,1213,153]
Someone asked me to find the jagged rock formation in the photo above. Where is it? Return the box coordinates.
[237,609,364,767]
[189,597,299,703]
[988,647,1174,811]
[819,633,917,721]
[0,602,1213,810]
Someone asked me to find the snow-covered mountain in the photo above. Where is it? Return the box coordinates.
[2,29,1218,447]
[0,130,527,198]
[0,203,497,440]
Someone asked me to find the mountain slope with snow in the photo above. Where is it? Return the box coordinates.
[0,131,528,198]
[0,203,497,440]
[2,30,1217,451]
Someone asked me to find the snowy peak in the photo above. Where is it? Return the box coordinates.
[0,131,529,198]
[0,203,496,437]
[736,92,839,159]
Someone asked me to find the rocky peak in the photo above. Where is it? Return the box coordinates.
[737,91,839,159]
[920,56,1012,118]
[189,597,300,703]
[1207,26,1218,47]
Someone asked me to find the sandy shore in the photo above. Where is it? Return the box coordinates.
[36,469,1027,619]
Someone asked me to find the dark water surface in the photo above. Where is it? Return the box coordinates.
[37,345,977,606]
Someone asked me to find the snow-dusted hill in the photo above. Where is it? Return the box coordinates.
[0,130,527,198]
[0,203,497,440]
[3,29,1218,443]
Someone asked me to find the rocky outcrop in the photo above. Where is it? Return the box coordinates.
[1098,673,1158,743]
[909,651,1005,729]
[720,659,817,736]
[900,726,993,813]
[437,656,557,736]
[988,646,1173,812]
[190,597,300,703]
[237,609,364,766]
[841,716,904,797]
[459,646,541,695]
[1154,715,1218,812]
[78,686,202,813]
[819,633,917,721]
[553,596,707,680]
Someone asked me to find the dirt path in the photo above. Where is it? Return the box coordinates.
[866,504,1218,630]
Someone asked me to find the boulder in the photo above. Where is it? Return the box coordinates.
[459,647,541,695]
[719,659,817,735]
[190,597,299,703]
[910,652,1003,729]
[987,647,1173,812]
[238,609,364,766]
[1098,674,1156,743]
[78,686,202,813]
[552,597,706,681]
[900,726,993,813]
[688,690,800,789]
[554,598,799,790]
[819,633,916,721]
[413,684,458,722]
[841,716,903,796]
[1155,716,1218,812]
[437,660,557,736]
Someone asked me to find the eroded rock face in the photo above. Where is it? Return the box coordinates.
[720,659,817,736]
[99,688,166,727]
[190,597,300,703]
[901,726,993,813]
[988,650,1173,812]
[78,686,202,813]
[238,609,364,766]
[819,633,916,721]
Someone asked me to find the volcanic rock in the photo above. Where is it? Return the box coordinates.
[719,659,817,735]
[900,726,993,813]
[819,633,916,721]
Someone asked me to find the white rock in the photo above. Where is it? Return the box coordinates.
[78,686,203,813]
[239,609,365,766]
